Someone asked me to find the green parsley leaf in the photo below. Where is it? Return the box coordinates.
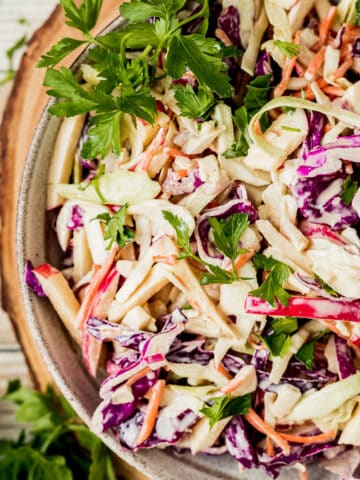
[295,331,328,371]
[162,210,195,260]
[261,317,298,358]
[173,84,216,120]
[82,112,122,160]
[314,274,339,297]
[262,332,292,358]
[224,75,271,158]
[272,316,298,334]
[166,34,233,97]
[251,254,294,307]
[356,0,360,26]
[162,210,251,285]
[99,23,159,50]
[340,175,358,206]
[37,38,86,68]
[96,204,135,249]
[200,393,252,429]
[120,0,186,24]
[274,40,300,58]
[207,213,249,268]
[59,0,103,33]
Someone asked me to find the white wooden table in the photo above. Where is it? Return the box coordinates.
[0,0,57,436]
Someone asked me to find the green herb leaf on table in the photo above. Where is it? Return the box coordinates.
[250,254,294,307]
[0,35,27,86]
[173,84,217,120]
[200,393,252,429]
[340,175,358,206]
[96,204,135,249]
[274,40,300,58]
[0,381,117,480]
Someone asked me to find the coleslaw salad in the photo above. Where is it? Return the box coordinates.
[25,0,360,478]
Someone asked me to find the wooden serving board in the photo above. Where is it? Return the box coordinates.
[0,4,148,479]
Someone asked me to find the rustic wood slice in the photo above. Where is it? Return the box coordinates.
[0,4,148,479]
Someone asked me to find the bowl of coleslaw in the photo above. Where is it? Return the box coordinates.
[17,0,360,479]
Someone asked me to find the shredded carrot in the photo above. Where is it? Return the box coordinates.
[305,46,326,81]
[215,28,232,47]
[177,169,189,178]
[135,127,167,172]
[332,58,353,80]
[152,254,177,265]
[294,62,305,77]
[293,77,328,100]
[299,468,308,480]
[320,320,348,340]
[216,363,233,380]
[279,429,337,444]
[323,122,332,134]
[266,436,275,457]
[135,379,166,446]
[244,409,291,454]
[234,247,255,271]
[319,6,337,44]
[221,374,247,394]
[163,147,191,158]
[125,366,152,387]
[76,244,119,330]
[274,30,302,98]
[323,85,345,97]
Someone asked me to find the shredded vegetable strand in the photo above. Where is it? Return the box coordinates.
[244,409,291,454]
[135,379,166,446]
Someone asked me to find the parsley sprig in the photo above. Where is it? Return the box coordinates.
[96,204,135,249]
[225,74,272,158]
[295,330,328,371]
[200,393,252,429]
[173,84,217,120]
[250,254,294,307]
[162,210,251,285]
[0,380,117,480]
[38,0,235,159]
[261,317,298,358]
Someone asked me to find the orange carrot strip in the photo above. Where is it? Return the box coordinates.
[177,169,189,179]
[266,436,275,457]
[215,28,233,47]
[221,374,248,395]
[135,379,166,446]
[216,363,233,380]
[235,247,255,271]
[76,244,119,330]
[332,59,353,80]
[135,127,167,172]
[305,46,326,81]
[125,366,152,387]
[279,429,337,444]
[323,86,345,96]
[319,6,337,44]
[323,122,332,133]
[244,409,291,454]
[299,468,308,480]
[163,147,191,158]
[274,31,302,97]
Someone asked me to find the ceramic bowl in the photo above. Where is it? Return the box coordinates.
[16,16,332,480]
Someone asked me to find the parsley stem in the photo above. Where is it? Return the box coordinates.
[83,31,102,48]
[140,44,153,60]
[176,0,209,31]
